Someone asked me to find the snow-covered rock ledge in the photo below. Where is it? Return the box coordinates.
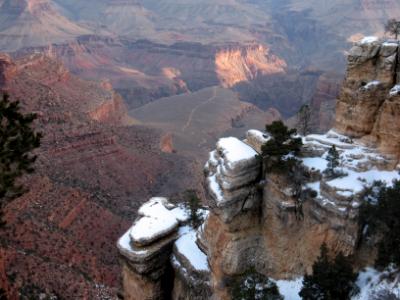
[204,135,263,222]
[117,197,210,299]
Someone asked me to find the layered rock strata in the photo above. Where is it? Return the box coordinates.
[335,37,400,158]
[117,197,211,300]
[119,128,400,299]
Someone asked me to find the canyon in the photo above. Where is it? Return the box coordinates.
[0,54,202,298]
[1,1,400,299]
[117,38,400,299]
[2,0,400,128]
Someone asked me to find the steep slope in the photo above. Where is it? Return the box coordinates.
[0,54,199,298]
[0,0,91,52]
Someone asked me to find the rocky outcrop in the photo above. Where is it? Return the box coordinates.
[119,126,400,299]
[118,198,211,300]
[335,38,400,158]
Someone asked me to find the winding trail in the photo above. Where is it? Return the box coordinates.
[182,86,217,132]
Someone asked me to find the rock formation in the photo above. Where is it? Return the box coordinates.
[119,127,400,299]
[335,37,400,158]
[118,37,400,299]
[118,198,211,300]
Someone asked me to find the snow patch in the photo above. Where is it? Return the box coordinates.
[327,169,400,194]
[302,157,328,172]
[175,226,209,271]
[362,80,380,90]
[359,36,379,44]
[275,277,303,300]
[390,85,400,96]
[217,137,258,168]
[130,197,180,245]
[353,267,400,300]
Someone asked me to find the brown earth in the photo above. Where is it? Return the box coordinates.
[0,54,200,299]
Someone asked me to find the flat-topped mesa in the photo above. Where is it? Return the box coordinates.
[117,197,211,300]
[335,37,400,158]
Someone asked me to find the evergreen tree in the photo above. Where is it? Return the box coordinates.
[183,189,203,229]
[360,180,400,268]
[297,104,312,136]
[261,120,302,172]
[0,93,41,227]
[299,243,358,300]
[324,145,340,178]
[231,269,283,300]
[385,19,400,39]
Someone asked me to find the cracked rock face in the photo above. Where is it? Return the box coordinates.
[335,38,400,158]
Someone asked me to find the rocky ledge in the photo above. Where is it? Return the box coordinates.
[117,197,210,300]
[336,37,400,158]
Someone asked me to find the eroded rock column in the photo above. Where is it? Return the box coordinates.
[203,136,263,299]
[117,197,184,300]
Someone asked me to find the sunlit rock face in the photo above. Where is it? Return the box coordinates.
[215,44,286,88]
[335,38,400,158]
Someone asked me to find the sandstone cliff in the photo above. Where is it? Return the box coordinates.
[215,44,286,88]
[335,37,400,158]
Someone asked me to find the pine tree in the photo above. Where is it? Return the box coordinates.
[373,181,400,268]
[385,19,400,40]
[299,243,358,300]
[324,145,340,178]
[183,189,203,229]
[261,120,302,172]
[358,180,400,269]
[0,93,41,227]
[299,243,331,300]
[297,104,312,136]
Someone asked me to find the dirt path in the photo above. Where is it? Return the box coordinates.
[182,86,217,132]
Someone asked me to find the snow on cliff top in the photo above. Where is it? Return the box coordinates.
[175,226,209,271]
[217,137,258,166]
[359,36,379,44]
[327,169,400,194]
[129,197,189,245]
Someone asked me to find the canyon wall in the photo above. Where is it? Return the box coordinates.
[0,53,200,298]
[335,38,400,158]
